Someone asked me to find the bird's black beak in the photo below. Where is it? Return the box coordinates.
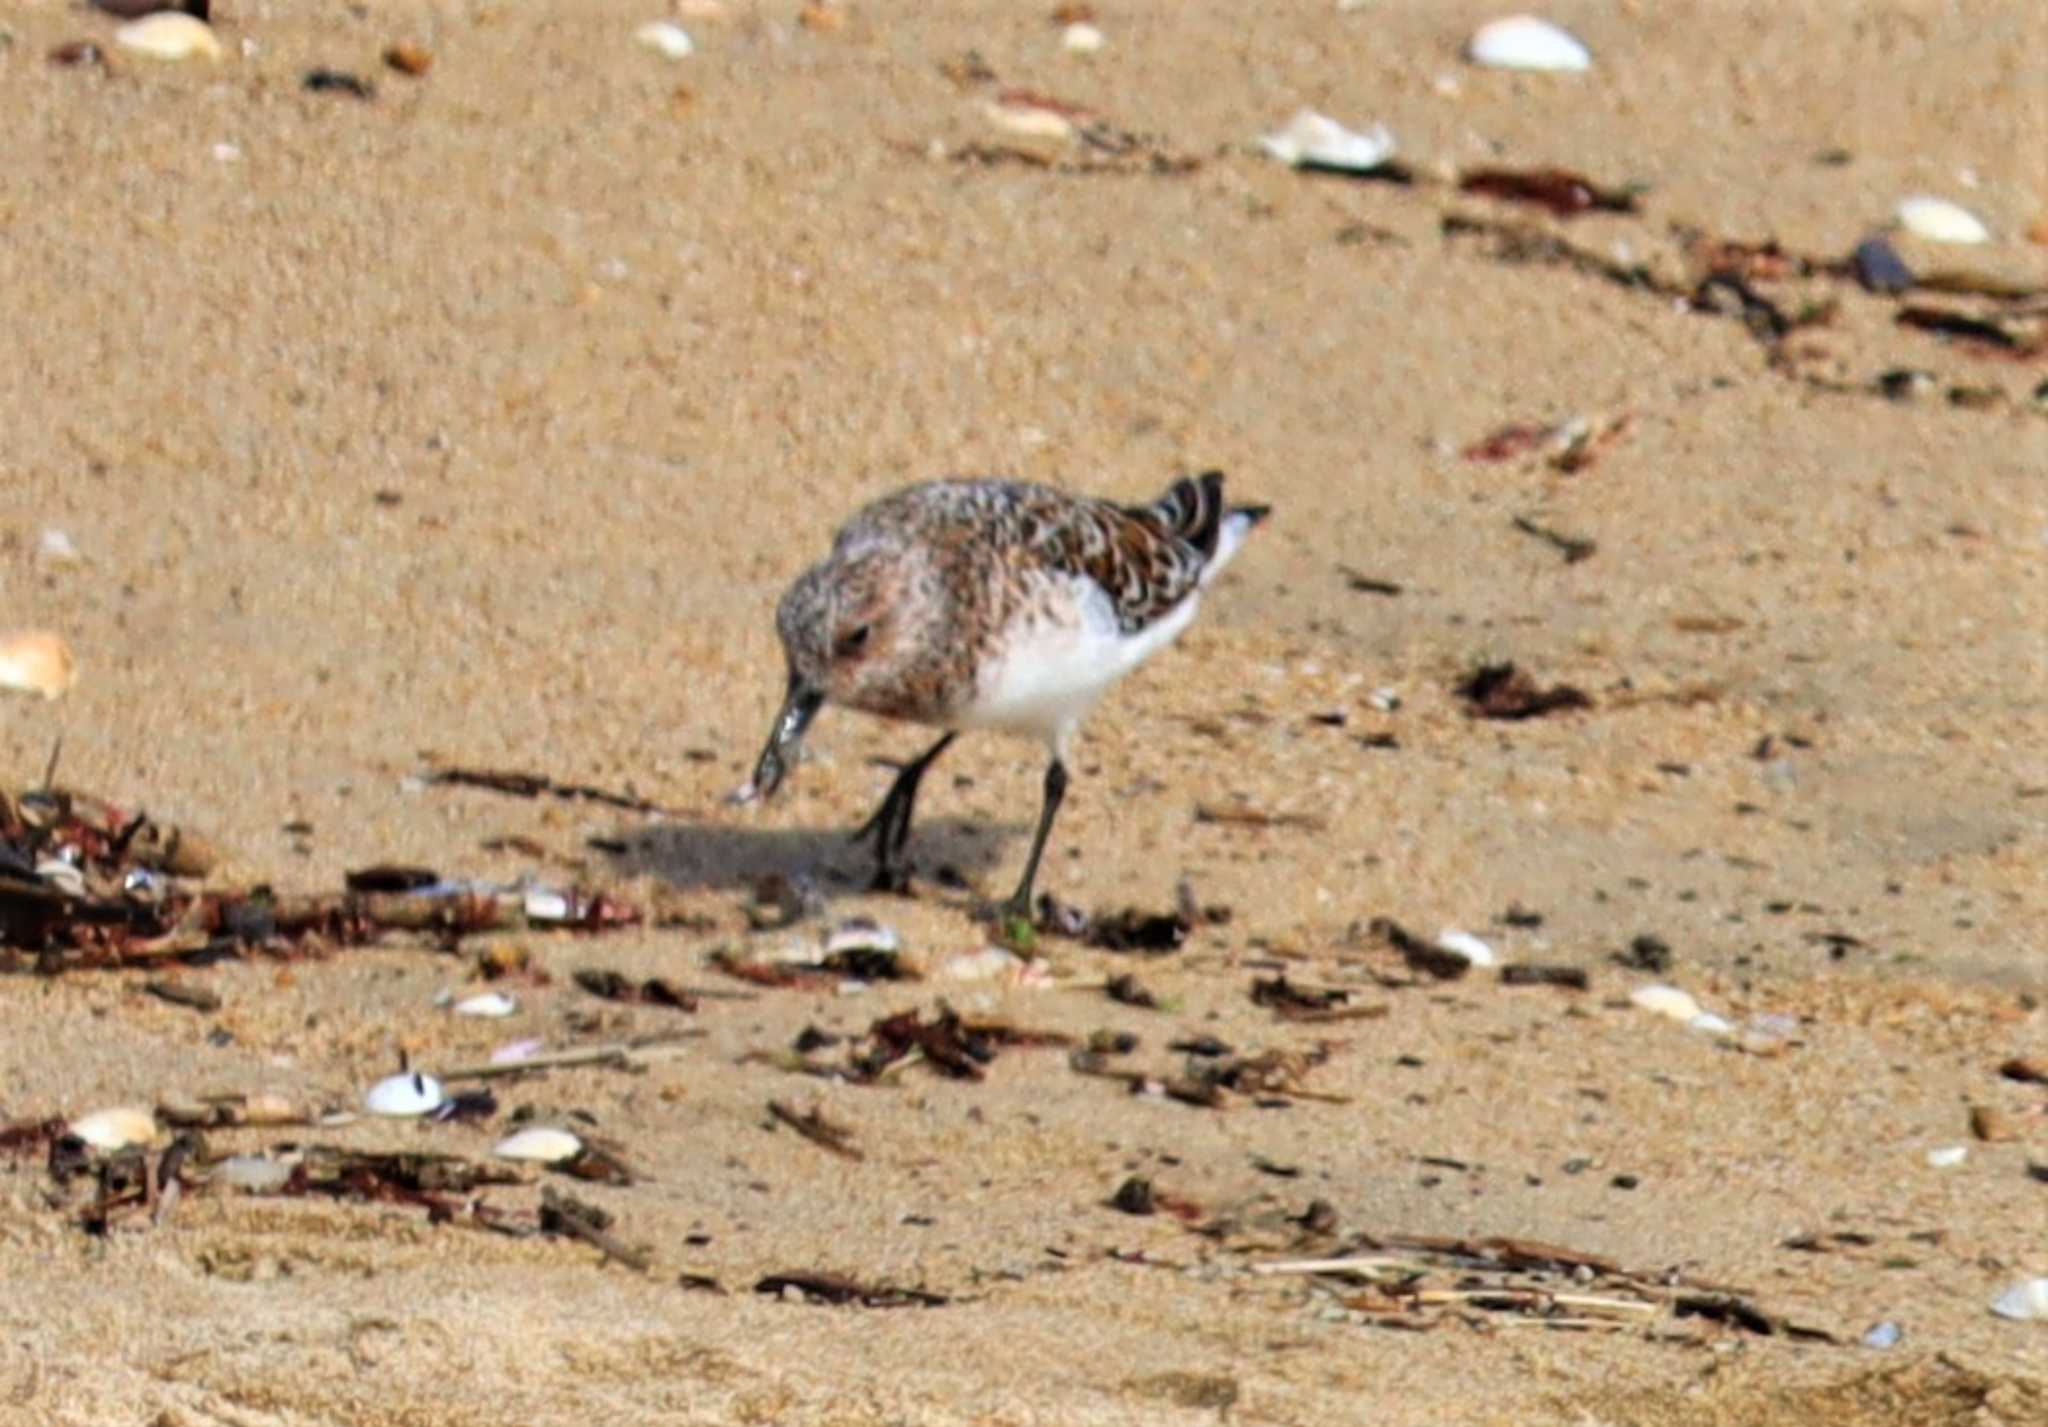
[748,671,824,800]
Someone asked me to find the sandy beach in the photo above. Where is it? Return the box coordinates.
[0,2,2043,1423]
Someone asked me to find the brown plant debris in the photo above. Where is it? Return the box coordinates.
[422,764,676,815]
[767,1100,863,1161]
[754,1270,950,1308]
[1458,167,1638,218]
[1455,663,1593,720]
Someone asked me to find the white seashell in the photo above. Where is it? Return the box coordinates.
[942,946,1025,981]
[1061,23,1105,54]
[35,859,86,898]
[1862,1320,1902,1349]
[493,1126,584,1164]
[522,887,572,922]
[1925,1145,1969,1168]
[364,1071,445,1117]
[38,529,80,564]
[69,1106,159,1151]
[824,917,900,956]
[983,95,1084,141]
[1896,195,1990,245]
[115,13,224,62]
[1259,110,1397,172]
[1629,985,1701,1022]
[490,1037,546,1065]
[1465,15,1591,72]
[0,630,78,700]
[216,1155,293,1192]
[1990,1278,2048,1321]
[634,21,695,60]
[1687,1011,1734,1036]
[451,991,519,1018]
[1435,928,1497,968]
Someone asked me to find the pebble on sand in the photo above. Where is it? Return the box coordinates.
[1895,195,1991,245]
[634,21,694,60]
[114,12,223,62]
[1465,15,1591,72]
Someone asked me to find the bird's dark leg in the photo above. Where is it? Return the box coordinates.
[849,732,956,891]
[996,757,1067,922]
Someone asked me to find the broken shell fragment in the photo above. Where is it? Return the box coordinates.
[451,991,519,1018]
[634,21,694,60]
[1926,1145,1969,1168]
[1629,984,1701,1023]
[493,1126,584,1164]
[217,1155,293,1193]
[1434,928,1497,968]
[1061,23,1105,54]
[824,918,901,956]
[0,630,78,700]
[114,12,223,62]
[1896,195,1990,245]
[1259,110,1396,172]
[364,1071,446,1117]
[983,90,1090,141]
[1465,15,1591,72]
[942,946,1026,981]
[1990,1278,2048,1322]
[69,1106,159,1151]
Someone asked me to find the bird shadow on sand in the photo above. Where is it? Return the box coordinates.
[594,813,1015,897]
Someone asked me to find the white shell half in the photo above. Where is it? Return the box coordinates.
[115,13,224,62]
[36,859,86,898]
[217,1155,293,1192]
[1629,985,1701,1022]
[1925,1145,1969,1168]
[634,21,695,59]
[825,918,901,956]
[493,1126,584,1164]
[452,991,519,1018]
[1687,1011,1734,1036]
[1259,110,1397,172]
[69,1106,159,1151]
[1896,195,1991,245]
[1990,1278,2048,1321]
[943,947,1025,981]
[1061,23,1105,54]
[364,1071,446,1117]
[1466,15,1591,72]
[1435,928,1497,968]
[523,887,573,922]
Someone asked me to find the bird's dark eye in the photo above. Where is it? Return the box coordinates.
[833,624,872,659]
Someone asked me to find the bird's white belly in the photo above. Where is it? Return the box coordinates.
[958,580,1201,748]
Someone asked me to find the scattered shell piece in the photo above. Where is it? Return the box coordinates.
[364,1071,445,1118]
[35,859,86,898]
[798,3,846,32]
[1435,928,1497,968]
[384,42,432,76]
[114,12,222,62]
[38,529,81,564]
[1926,1145,1969,1168]
[69,1106,158,1151]
[0,630,77,700]
[1259,110,1397,172]
[490,1037,546,1065]
[493,1126,583,1164]
[1465,15,1591,72]
[983,90,1089,141]
[211,142,241,162]
[634,20,694,59]
[216,1155,293,1193]
[1061,22,1105,53]
[1629,985,1701,1023]
[1368,687,1402,712]
[942,946,1026,981]
[1896,196,1990,245]
[824,918,901,956]
[523,887,571,922]
[452,991,519,1018]
[1990,1278,2048,1322]
[1687,1011,1734,1037]
[1862,1320,1902,1349]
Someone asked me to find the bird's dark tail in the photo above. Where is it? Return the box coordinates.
[1136,470,1270,559]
